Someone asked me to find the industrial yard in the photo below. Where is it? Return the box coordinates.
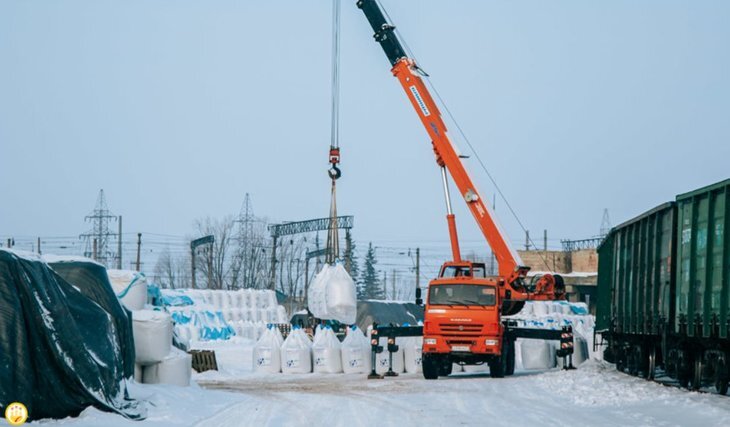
[2,0,729,426]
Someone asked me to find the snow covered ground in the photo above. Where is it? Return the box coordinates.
[9,361,729,426]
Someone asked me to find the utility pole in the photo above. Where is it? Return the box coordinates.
[383,271,387,300]
[544,229,548,252]
[415,247,420,291]
[525,230,531,251]
[37,237,41,255]
[207,245,214,290]
[135,233,142,272]
[93,238,98,260]
[191,243,197,289]
[269,235,278,290]
[392,269,396,301]
[117,216,123,269]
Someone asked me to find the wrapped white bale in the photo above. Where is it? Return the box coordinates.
[277,306,288,323]
[281,328,312,374]
[254,327,281,373]
[308,264,357,325]
[341,326,370,374]
[403,336,423,374]
[520,302,534,317]
[514,339,524,371]
[313,327,342,373]
[532,301,549,317]
[133,310,173,365]
[142,347,192,387]
[108,269,148,311]
[521,339,553,370]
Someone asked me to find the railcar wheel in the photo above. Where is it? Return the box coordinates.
[689,356,703,391]
[644,346,656,381]
[715,359,729,395]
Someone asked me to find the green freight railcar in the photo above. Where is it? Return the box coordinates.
[597,178,730,394]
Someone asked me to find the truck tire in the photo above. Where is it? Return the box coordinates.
[422,354,439,380]
[506,340,515,376]
[490,353,506,378]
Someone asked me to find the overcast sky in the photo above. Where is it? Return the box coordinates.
[1,0,729,263]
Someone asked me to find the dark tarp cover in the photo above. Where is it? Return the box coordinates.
[0,249,144,421]
[355,300,424,331]
[47,258,136,380]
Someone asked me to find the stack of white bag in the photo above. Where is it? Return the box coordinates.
[312,326,342,373]
[402,335,423,374]
[281,327,313,374]
[132,309,191,386]
[341,326,371,374]
[367,327,405,375]
[253,325,284,373]
[308,264,357,325]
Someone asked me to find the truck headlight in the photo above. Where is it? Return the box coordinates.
[485,339,499,346]
[424,338,437,345]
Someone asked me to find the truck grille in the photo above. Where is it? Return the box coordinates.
[439,323,483,334]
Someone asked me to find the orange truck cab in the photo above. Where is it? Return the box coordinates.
[421,261,515,379]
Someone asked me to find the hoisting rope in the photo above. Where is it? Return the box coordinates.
[325,0,342,265]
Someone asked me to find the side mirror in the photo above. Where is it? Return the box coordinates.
[415,288,423,306]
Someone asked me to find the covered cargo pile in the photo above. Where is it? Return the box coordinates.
[355,300,424,332]
[0,249,143,421]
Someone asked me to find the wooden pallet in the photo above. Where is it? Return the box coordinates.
[189,350,218,372]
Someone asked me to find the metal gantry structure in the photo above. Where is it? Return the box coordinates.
[79,189,121,268]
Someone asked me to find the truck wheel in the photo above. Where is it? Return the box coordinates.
[490,353,506,378]
[422,354,439,380]
[506,340,515,376]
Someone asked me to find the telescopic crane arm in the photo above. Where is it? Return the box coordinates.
[356,0,564,301]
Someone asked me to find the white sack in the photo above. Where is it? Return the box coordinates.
[281,328,312,374]
[313,327,342,373]
[372,335,404,375]
[341,327,371,374]
[308,264,357,325]
[520,339,553,370]
[133,310,173,365]
[142,347,192,387]
[254,327,281,373]
[403,336,423,374]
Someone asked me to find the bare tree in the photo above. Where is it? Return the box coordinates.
[277,237,306,308]
[230,216,271,290]
[154,247,191,289]
[194,215,236,290]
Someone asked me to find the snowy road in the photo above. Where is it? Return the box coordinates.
[197,361,730,427]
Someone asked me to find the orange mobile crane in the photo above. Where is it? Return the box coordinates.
[356,0,571,379]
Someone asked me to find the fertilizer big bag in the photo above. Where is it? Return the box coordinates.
[341,326,371,374]
[313,326,342,373]
[308,264,357,325]
[253,326,281,373]
[281,327,312,374]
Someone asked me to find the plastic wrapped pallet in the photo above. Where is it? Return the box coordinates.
[133,309,173,365]
[403,336,423,374]
[313,327,342,373]
[281,327,312,374]
[107,269,148,311]
[142,347,192,387]
[520,339,553,370]
[308,264,357,325]
[253,327,281,373]
[341,326,370,374]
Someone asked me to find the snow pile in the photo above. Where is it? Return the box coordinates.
[160,288,289,346]
[107,269,148,311]
[308,264,357,325]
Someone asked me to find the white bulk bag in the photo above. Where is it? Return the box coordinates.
[107,269,148,311]
[254,327,282,373]
[341,327,370,374]
[313,327,343,373]
[277,306,288,323]
[373,336,404,374]
[273,325,284,346]
[142,347,192,387]
[281,328,312,374]
[521,339,553,370]
[308,264,357,325]
[403,336,423,374]
[133,310,173,365]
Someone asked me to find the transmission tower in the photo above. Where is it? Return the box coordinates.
[233,193,260,289]
[80,189,119,267]
[600,208,611,237]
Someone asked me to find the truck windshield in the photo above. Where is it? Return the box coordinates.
[428,284,496,306]
[440,266,486,278]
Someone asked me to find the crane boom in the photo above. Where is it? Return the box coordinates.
[357,0,522,278]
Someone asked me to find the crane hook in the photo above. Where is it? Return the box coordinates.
[328,164,341,180]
